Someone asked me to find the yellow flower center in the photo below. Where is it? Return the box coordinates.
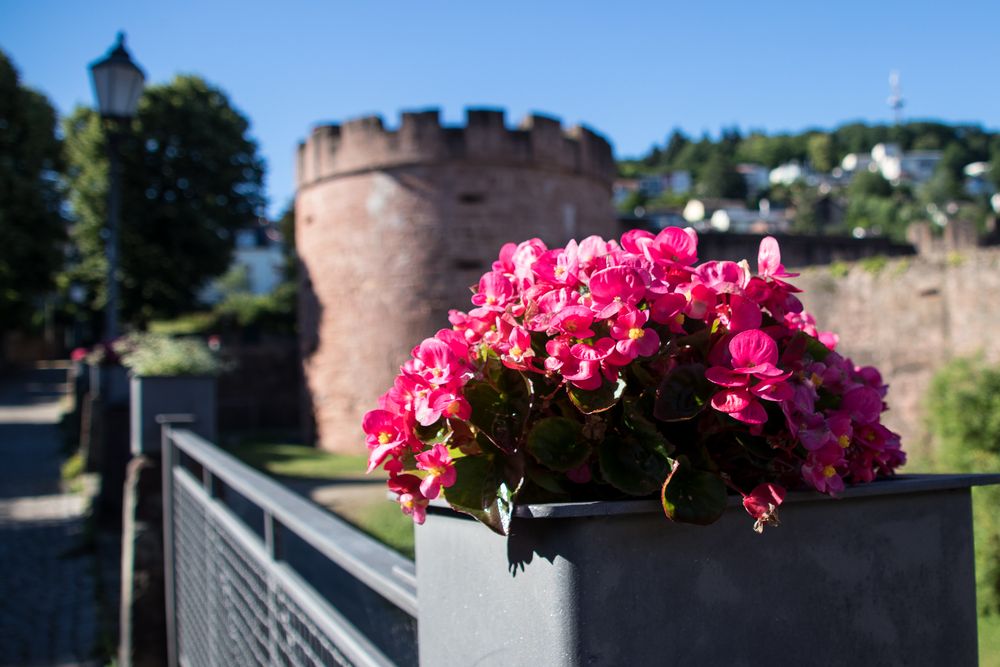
[565,321,577,332]
[402,497,414,509]
[628,327,645,340]
[823,465,837,478]
[810,372,823,387]
[510,345,523,358]
[674,313,685,326]
[446,401,461,416]
[429,465,446,477]
[555,266,567,278]
[838,434,851,448]
[378,432,391,445]
[486,295,498,305]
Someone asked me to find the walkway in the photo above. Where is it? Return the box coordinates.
[0,365,100,667]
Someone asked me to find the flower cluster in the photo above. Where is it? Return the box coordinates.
[363,229,905,534]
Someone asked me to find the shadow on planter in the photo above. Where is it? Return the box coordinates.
[418,474,999,666]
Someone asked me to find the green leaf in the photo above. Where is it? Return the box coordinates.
[598,432,673,496]
[413,419,452,444]
[803,332,832,362]
[442,454,521,536]
[526,417,589,472]
[464,379,527,454]
[661,456,727,525]
[653,363,711,422]
[567,377,627,415]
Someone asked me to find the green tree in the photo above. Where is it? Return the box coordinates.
[806,133,835,173]
[696,151,747,200]
[848,170,894,198]
[925,358,1000,616]
[660,129,689,169]
[64,74,266,330]
[0,50,65,334]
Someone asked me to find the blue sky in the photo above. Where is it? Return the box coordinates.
[2,1,998,217]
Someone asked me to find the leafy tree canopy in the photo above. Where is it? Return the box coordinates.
[64,74,266,330]
[0,49,65,333]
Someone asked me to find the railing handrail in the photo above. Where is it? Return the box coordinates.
[164,426,418,618]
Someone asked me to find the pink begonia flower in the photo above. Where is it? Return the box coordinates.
[388,474,430,524]
[470,271,515,312]
[649,293,688,332]
[683,283,718,321]
[757,236,800,282]
[619,228,655,255]
[533,240,580,286]
[546,306,596,338]
[500,326,540,372]
[711,388,769,425]
[801,444,846,494]
[510,238,548,286]
[588,266,646,320]
[576,235,617,269]
[414,388,471,426]
[362,409,412,472]
[694,260,750,294]
[841,386,882,424]
[642,226,698,267]
[609,308,660,361]
[409,338,468,387]
[743,483,786,533]
[435,328,471,361]
[706,330,791,425]
[722,294,762,334]
[415,444,457,499]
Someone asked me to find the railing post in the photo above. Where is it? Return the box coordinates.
[158,415,194,667]
[264,511,280,664]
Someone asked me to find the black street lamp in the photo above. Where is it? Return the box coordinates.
[89,32,145,340]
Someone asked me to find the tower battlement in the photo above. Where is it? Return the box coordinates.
[296,108,615,187]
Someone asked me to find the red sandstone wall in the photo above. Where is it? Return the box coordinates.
[296,110,617,452]
[795,248,1000,466]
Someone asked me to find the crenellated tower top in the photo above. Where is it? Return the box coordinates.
[296,108,615,189]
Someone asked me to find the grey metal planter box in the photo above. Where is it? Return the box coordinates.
[416,474,998,667]
[129,375,216,455]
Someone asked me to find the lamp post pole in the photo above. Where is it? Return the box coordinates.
[105,126,123,340]
[89,32,145,340]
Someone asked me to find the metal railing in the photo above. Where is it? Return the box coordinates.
[161,423,418,667]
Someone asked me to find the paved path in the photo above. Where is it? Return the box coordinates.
[0,366,99,667]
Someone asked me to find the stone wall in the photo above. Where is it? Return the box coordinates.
[795,247,1000,465]
[296,109,617,452]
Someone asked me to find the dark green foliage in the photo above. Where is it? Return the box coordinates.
[63,74,266,329]
[926,358,1000,615]
[0,50,65,333]
[696,151,747,200]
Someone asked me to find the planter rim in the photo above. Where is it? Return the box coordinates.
[430,474,1000,520]
[129,373,217,380]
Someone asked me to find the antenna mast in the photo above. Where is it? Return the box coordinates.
[887,70,905,125]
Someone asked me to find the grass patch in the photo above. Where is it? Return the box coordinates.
[337,498,415,559]
[981,613,1000,666]
[227,441,370,480]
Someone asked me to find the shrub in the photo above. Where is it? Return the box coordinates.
[114,333,226,377]
[926,357,1000,614]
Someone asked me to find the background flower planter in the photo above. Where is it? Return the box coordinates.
[129,375,216,455]
[416,474,998,666]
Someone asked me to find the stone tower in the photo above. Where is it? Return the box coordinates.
[295,108,617,452]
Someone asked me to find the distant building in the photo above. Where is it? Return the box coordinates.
[841,153,873,174]
[769,162,814,186]
[683,198,746,224]
[635,171,692,198]
[870,143,942,185]
[709,202,791,234]
[963,162,996,197]
[200,223,284,304]
[612,178,640,206]
[737,163,770,195]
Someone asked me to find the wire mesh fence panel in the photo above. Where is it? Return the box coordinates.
[166,429,416,667]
